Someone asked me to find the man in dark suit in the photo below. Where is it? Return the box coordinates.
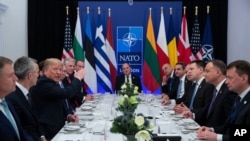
[30,58,85,139]
[115,63,142,93]
[196,60,250,141]
[174,60,214,114]
[6,56,47,141]
[62,59,92,108]
[162,62,192,105]
[183,59,237,127]
[0,56,27,141]
[161,63,175,95]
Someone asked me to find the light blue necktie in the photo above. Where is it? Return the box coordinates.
[189,83,199,110]
[0,100,20,139]
[177,80,183,99]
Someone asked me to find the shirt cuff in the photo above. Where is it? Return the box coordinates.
[82,96,86,103]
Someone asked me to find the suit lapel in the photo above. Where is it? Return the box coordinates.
[235,91,250,118]
[208,83,226,117]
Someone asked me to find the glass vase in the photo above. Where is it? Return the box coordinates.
[125,135,137,141]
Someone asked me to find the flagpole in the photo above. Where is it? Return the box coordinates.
[149,7,152,16]
[169,7,172,15]
[66,5,69,16]
[76,7,79,15]
[86,6,89,14]
[183,6,186,15]
[98,6,101,15]
[207,5,210,14]
[195,6,198,16]
[108,8,111,17]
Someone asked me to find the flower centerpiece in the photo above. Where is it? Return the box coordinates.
[110,113,153,141]
[110,82,153,141]
[116,82,139,113]
[120,82,139,97]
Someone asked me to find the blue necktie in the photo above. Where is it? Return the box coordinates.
[177,80,183,99]
[59,82,70,109]
[207,89,217,117]
[0,100,20,139]
[229,96,241,122]
[189,83,198,110]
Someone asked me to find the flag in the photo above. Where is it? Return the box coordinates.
[94,8,112,93]
[202,12,214,62]
[177,13,193,64]
[61,9,74,61]
[106,9,117,91]
[84,8,97,93]
[143,10,161,92]
[156,8,169,80]
[73,7,84,61]
[190,15,203,60]
[167,12,178,67]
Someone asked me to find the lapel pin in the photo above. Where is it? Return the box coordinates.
[244,101,247,104]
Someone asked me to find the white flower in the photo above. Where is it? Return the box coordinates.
[134,115,145,127]
[134,86,138,91]
[135,130,151,141]
[121,84,127,89]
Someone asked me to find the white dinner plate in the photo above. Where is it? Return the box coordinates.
[64,125,81,131]
[185,125,200,130]
[77,111,92,116]
[182,118,194,123]
[175,114,184,118]
[81,106,92,111]
[79,116,94,121]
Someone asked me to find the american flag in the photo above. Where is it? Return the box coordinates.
[190,16,203,60]
[61,15,74,60]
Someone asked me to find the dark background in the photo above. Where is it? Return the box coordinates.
[28,0,227,64]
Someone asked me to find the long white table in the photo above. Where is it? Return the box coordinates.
[51,94,202,141]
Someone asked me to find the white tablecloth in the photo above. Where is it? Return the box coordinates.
[51,94,201,141]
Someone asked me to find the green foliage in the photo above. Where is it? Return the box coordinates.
[110,113,152,136]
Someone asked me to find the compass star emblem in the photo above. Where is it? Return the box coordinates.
[202,44,214,61]
[122,32,137,48]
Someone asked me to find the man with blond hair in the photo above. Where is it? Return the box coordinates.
[30,58,85,139]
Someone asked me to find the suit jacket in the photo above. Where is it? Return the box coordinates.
[6,86,44,141]
[62,73,87,108]
[195,83,237,127]
[181,79,214,116]
[0,101,27,141]
[30,76,82,139]
[214,90,250,141]
[168,76,193,100]
[115,74,142,93]
[161,70,176,94]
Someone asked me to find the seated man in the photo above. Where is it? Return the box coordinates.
[30,58,85,139]
[115,63,142,93]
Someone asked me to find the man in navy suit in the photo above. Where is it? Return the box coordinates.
[6,56,47,141]
[115,63,142,93]
[162,62,192,105]
[183,59,237,127]
[0,56,27,141]
[30,58,85,139]
[173,60,214,114]
[161,63,175,96]
[196,60,250,141]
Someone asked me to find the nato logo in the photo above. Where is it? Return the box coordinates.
[117,26,143,52]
